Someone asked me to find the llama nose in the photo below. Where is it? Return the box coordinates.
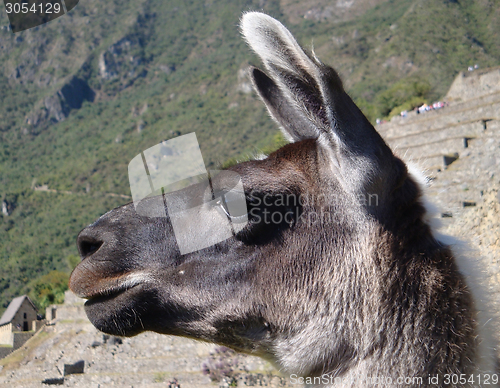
[77,231,104,260]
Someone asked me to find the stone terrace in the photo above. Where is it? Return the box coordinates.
[377,67,500,216]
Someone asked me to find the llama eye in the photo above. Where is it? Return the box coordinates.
[216,191,248,223]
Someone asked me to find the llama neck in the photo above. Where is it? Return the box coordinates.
[276,235,489,387]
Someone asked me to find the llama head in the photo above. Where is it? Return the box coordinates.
[69,12,479,378]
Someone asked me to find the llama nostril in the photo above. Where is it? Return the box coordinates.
[78,237,103,259]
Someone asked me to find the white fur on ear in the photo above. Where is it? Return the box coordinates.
[240,12,319,79]
[241,13,330,143]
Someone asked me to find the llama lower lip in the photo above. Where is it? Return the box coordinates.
[83,284,139,303]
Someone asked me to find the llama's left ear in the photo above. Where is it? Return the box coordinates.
[241,12,397,192]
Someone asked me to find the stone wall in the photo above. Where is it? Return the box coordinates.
[0,330,37,360]
[0,319,47,359]
[46,290,88,322]
[446,67,500,102]
[54,305,87,321]
[0,323,12,345]
[12,332,35,350]
[0,347,13,359]
[32,319,46,332]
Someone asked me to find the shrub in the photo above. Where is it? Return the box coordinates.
[27,270,69,314]
[376,76,432,117]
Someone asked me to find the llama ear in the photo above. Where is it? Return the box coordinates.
[249,67,320,142]
[241,12,395,178]
[242,12,329,143]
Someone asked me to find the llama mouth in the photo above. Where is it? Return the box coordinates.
[76,273,148,301]
[83,282,138,302]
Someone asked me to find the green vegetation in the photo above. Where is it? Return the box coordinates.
[27,270,69,312]
[377,76,432,119]
[153,372,167,383]
[0,0,499,316]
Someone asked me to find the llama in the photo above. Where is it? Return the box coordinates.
[69,12,499,387]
